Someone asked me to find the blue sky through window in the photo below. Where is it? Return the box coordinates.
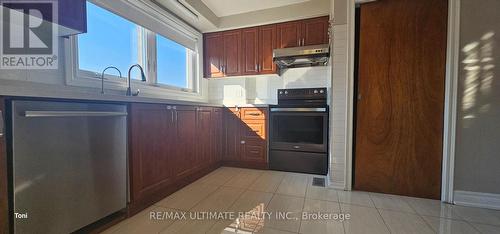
[78,2,141,79]
[156,34,188,88]
[78,2,190,87]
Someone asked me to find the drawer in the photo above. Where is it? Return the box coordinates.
[241,108,266,120]
[242,140,267,162]
[241,122,266,139]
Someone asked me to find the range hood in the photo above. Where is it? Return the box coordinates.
[273,44,330,71]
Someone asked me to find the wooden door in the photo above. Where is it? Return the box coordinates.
[242,27,259,75]
[259,25,277,74]
[196,107,213,166]
[224,108,241,162]
[276,21,301,48]
[174,106,197,177]
[0,98,8,234]
[204,32,224,78]
[223,30,242,76]
[301,16,329,46]
[129,104,174,202]
[354,0,447,199]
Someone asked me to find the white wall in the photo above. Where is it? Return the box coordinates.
[208,66,331,105]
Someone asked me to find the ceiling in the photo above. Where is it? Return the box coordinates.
[200,0,310,17]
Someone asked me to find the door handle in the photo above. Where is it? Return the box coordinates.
[23,111,128,117]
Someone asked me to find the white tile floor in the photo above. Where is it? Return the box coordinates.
[102,167,500,234]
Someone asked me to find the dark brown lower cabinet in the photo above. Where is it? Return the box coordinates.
[129,103,223,214]
[0,98,8,234]
[223,107,268,169]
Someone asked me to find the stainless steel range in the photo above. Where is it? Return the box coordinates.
[269,88,329,175]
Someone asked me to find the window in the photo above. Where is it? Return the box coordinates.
[78,2,144,80]
[156,34,190,89]
[74,1,200,93]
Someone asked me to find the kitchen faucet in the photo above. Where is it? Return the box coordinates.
[100,66,122,94]
[127,64,147,96]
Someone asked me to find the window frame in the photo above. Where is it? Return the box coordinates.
[65,0,203,99]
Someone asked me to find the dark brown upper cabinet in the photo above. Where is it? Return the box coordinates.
[203,16,329,78]
[242,27,259,75]
[259,25,277,74]
[242,25,277,75]
[276,21,302,48]
[2,0,87,37]
[204,32,224,78]
[276,16,329,48]
[204,30,242,78]
[301,16,330,46]
[222,30,243,76]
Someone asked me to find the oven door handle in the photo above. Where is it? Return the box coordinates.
[270,107,327,112]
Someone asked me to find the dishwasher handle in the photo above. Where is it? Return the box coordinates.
[24,111,128,118]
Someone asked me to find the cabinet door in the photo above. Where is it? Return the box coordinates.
[241,140,267,163]
[259,25,277,74]
[241,27,259,75]
[59,0,87,35]
[174,107,197,177]
[276,21,301,48]
[212,108,224,163]
[0,98,8,234]
[196,107,213,166]
[204,32,224,78]
[240,108,268,163]
[129,104,174,202]
[224,108,241,161]
[301,16,330,46]
[223,30,242,76]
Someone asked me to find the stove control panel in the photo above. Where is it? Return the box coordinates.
[277,88,327,99]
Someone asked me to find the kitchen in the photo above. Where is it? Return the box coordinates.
[1,0,500,233]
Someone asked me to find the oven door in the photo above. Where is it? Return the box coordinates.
[270,107,328,153]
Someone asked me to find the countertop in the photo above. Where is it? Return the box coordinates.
[0,80,272,108]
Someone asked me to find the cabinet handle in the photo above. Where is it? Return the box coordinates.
[297,38,300,46]
[255,63,258,71]
[302,38,305,46]
[240,140,246,144]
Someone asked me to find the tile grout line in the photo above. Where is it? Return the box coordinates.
[369,193,394,234]
[297,177,311,234]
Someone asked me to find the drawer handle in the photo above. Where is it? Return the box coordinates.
[248,113,261,116]
[293,145,301,149]
[240,141,246,144]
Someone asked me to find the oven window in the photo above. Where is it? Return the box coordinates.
[272,115,325,144]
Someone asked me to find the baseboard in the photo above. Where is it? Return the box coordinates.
[327,181,345,190]
[454,190,500,210]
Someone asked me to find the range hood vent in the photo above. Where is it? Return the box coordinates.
[273,44,330,73]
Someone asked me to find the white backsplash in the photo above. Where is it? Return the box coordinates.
[208,66,331,105]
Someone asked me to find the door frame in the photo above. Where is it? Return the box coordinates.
[344,0,461,203]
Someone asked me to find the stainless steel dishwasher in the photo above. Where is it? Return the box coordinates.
[11,100,128,234]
